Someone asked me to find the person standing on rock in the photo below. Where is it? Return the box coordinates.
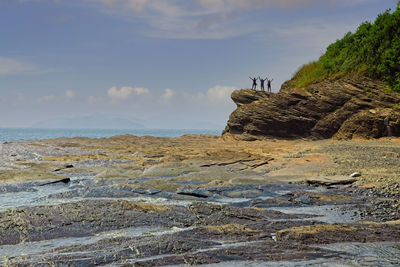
[258,77,267,92]
[267,78,273,93]
[249,77,257,90]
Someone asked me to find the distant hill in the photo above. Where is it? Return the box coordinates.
[290,1,400,90]
[32,115,145,129]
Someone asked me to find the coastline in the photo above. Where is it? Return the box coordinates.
[1,134,400,265]
[0,128,221,142]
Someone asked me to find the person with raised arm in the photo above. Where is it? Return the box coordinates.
[267,78,273,93]
[249,77,257,90]
[258,77,267,92]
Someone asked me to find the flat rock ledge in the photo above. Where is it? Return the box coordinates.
[305,175,357,186]
[223,76,400,140]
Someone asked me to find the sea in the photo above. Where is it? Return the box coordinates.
[0,128,221,142]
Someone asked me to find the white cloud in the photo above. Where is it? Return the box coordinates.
[206,85,237,103]
[162,88,175,102]
[133,87,150,95]
[3,84,239,128]
[104,84,236,107]
[107,86,150,101]
[178,85,238,105]
[107,86,131,99]
[65,90,76,98]
[0,57,35,75]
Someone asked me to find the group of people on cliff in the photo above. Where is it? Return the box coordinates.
[249,76,273,92]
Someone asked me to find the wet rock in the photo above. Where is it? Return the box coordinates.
[130,240,338,267]
[0,199,196,246]
[10,228,342,267]
[224,189,264,199]
[15,233,220,267]
[43,185,158,199]
[188,202,303,227]
[276,220,400,244]
[305,176,357,186]
[2,136,400,266]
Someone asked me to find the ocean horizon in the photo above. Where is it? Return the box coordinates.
[0,127,222,142]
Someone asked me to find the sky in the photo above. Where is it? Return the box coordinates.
[0,0,398,129]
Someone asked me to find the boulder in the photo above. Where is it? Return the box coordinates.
[231,89,270,107]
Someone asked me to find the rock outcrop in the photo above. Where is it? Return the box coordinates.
[223,76,400,140]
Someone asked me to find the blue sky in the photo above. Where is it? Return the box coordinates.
[0,0,398,129]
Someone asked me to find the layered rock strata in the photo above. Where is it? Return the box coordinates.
[224,76,400,140]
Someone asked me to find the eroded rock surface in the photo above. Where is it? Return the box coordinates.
[1,136,400,266]
[1,177,400,266]
[224,76,400,140]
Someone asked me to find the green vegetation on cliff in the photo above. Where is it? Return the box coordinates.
[291,1,400,90]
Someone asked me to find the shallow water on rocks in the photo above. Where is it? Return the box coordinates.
[0,177,320,211]
[0,176,92,212]
[0,174,399,266]
[267,204,362,224]
[164,241,400,267]
[317,242,400,266]
[0,226,166,258]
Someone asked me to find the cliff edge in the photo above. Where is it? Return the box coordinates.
[223,76,400,140]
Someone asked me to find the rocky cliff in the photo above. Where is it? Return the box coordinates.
[223,76,400,140]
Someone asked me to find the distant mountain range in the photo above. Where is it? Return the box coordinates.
[32,115,145,129]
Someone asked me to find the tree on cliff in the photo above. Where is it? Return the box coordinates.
[291,1,400,91]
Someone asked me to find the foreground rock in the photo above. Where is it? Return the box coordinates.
[1,136,400,265]
[1,177,400,266]
[224,76,400,140]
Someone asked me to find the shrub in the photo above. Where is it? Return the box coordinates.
[291,1,400,90]
[290,61,326,88]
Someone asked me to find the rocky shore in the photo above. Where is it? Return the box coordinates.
[1,135,400,266]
